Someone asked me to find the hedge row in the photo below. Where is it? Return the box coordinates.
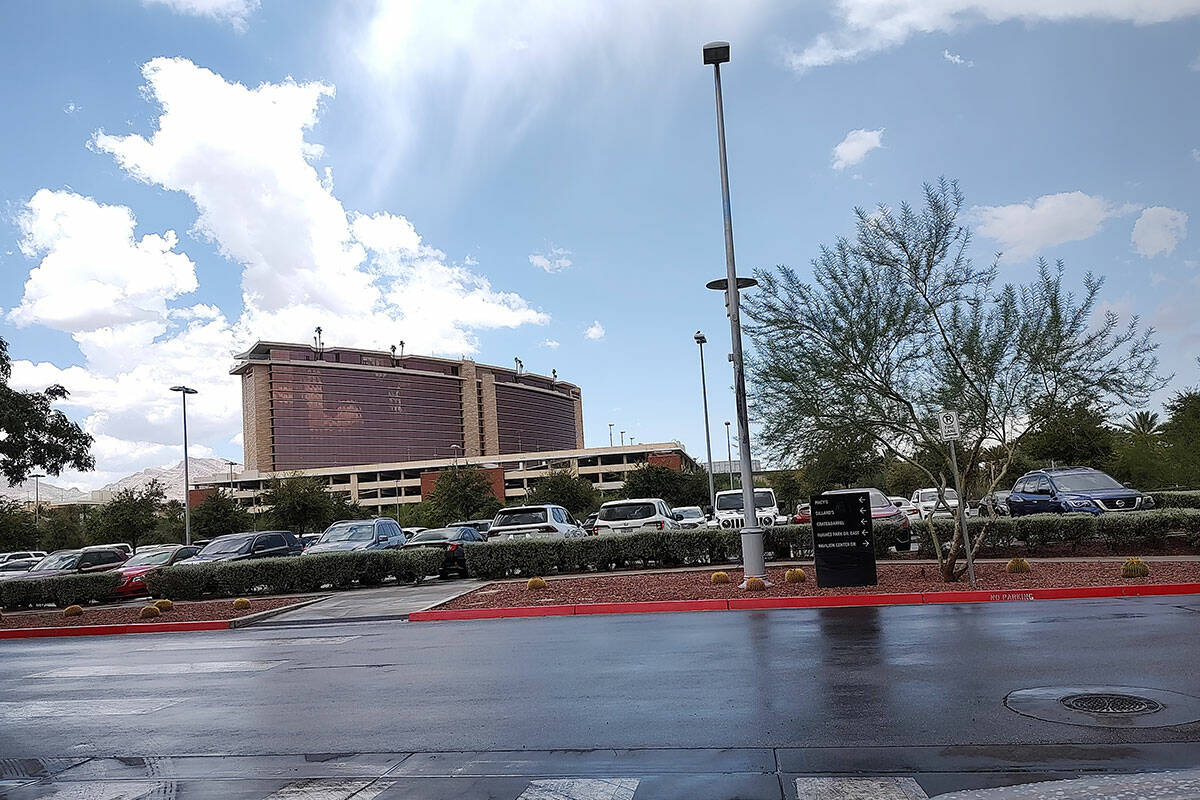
[0,573,122,610]
[463,524,910,580]
[1151,491,1200,509]
[146,549,445,601]
[917,508,1200,556]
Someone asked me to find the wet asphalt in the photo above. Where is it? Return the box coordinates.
[0,595,1197,798]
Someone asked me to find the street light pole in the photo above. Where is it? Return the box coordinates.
[620,430,625,446]
[170,385,198,545]
[608,423,614,447]
[704,40,766,586]
[694,332,716,513]
[724,421,734,490]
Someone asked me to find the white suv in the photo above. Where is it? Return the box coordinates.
[713,488,783,529]
[594,498,680,535]
[911,487,959,519]
[488,505,585,540]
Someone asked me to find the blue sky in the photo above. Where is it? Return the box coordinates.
[1,0,1198,489]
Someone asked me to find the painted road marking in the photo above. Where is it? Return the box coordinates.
[260,777,394,799]
[0,699,180,722]
[518,777,639,800]
[0,780,168,799]
[796,777,928,800]
[29,660,285,678]
[135,636,358,651]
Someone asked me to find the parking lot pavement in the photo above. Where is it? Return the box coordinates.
[0,596,1197,797]
[247,579,480,626]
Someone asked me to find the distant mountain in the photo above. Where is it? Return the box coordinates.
[101,458,241,502]
[0,478,88,505]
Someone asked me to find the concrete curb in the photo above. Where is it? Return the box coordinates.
[407,582,1200,622]
[229,595,330,628]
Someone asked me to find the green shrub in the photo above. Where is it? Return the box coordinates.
[1151,490,1200,509]
[145,549,443,601]
[0,572,122,610]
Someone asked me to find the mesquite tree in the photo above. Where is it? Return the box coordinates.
[743,180,1165,580]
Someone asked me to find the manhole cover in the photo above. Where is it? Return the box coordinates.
[1061,692,1162,715]
[1005,685,1200,728]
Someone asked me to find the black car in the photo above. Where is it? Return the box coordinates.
[402,526,486,577]
[179,530,302,564]
[448,519,494,538]
[0,558,40,573]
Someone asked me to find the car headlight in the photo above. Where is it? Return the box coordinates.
[1066,499,1094,508]
[130,575,144,583]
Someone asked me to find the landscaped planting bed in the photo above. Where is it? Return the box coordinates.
[438,561,1200,610]
[0,596,305,629]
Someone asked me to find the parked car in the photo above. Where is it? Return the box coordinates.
[401,527,426,540]
[449,519,494,538]
[713,488,784,529]
[978,491,1011,517]
[1006,467,1154,516]
[910,487,960,519]
[580,512,599,535]
[98,543,134,558]
[488,505,585,540]
[823,488,911,549]
[0,551,47,563]
[593,498,681,535]
[0,546,128,581]
[0,558,40,573]
[178,530,302,564]
[402,526,486,577]
[792,503,811,525]
[672,505,707,529]
[889,496,922,523]
[113,544,201,597]
[300,534,322,549]
[302,519,406,554]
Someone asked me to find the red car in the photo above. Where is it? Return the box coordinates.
[112,545,201,597]
[792,503,811,524]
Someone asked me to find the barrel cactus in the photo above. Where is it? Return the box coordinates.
[1005,557,1030,574]
[526,577,547,590]
[711,571,730,584]
[784,568,807,583]
[1121,557,1150,578]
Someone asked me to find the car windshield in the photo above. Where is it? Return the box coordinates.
[1052,472,1124,492]
[123,550,175,567]
[716,491,775,511]
[409,529,457,542]
[320,523,375,542]
[494,509,547,526]
[676,508,704,519]
[919,489,959,503]
[202,537,252,555]
[0,561,34,571]
[35,552,79,570]
[598,503,655,521]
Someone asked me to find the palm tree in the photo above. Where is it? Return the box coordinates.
[1119,411,1162,437]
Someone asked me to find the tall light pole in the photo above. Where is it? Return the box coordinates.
[620,430,626,446]
[724,421,734,490]
[30,473,45,548]
[170,385,198,545]
[704,40,766,586]
[608,423,614,447]
[694,332,716,513]
[224,459,237,492]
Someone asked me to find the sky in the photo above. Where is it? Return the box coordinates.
[1,0,1199,490]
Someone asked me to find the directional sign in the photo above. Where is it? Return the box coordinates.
[810,491,877,588]
[938,410,961,441]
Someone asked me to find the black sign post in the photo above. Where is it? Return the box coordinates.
[810,491,877,588]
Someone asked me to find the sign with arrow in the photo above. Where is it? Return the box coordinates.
[810,491,878,588]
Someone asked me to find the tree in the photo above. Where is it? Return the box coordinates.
[744,180,1165,581]
[524,469,599,517]
[1022,401,1115,469]
[261,475,334,536]
[191,492,252,540]
[619,464,708,508]
[1161,390,1200,487]
[0,337,94,485]
[37,503,90,552]
[426,467,501,526]
[765,470,805,516]
[1119,410,1162,437]
[90,480,167,552]
[0,499,36,551]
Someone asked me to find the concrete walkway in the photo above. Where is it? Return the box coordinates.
[933,770,1200,799]
[249,579,479,626]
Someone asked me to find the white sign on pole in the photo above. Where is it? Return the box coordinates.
[938,410,961,441]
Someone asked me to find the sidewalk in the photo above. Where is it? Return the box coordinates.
[251,580,479,626]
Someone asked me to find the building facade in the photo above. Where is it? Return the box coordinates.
[196,443,698,513]
[234,341,583,472]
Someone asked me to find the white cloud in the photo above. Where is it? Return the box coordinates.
[973,191,1119,262]
[1150,272,1166,287]
[63,103,80,114]
[1132,206,1188,257]
[540,339,561,349]
[9,58,549,489]
[832,128,884,171]
[142,0,259,30]
[584,321,606,341]
[529,246,573,274]
[786,1,1200,71]
[942,49,974,67]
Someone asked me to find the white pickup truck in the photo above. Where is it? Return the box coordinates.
[713,488,786,529]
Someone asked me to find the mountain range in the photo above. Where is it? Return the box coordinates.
[1,458,241,505]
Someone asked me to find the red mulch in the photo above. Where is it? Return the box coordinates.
[0,596,311,629]
[439,561,1200,610]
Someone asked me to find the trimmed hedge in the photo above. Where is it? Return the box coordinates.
[0,572,123,610]
[1151,491,1200,510]
[145,549,444,601]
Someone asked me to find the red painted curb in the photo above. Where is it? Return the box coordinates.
[409,582,1200,622]
[0,619,231,640]
[574,599,729,616]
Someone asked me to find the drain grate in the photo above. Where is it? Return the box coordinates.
[1061,692,1162,715]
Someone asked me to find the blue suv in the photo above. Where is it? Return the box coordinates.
[1006,467,1155,516]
